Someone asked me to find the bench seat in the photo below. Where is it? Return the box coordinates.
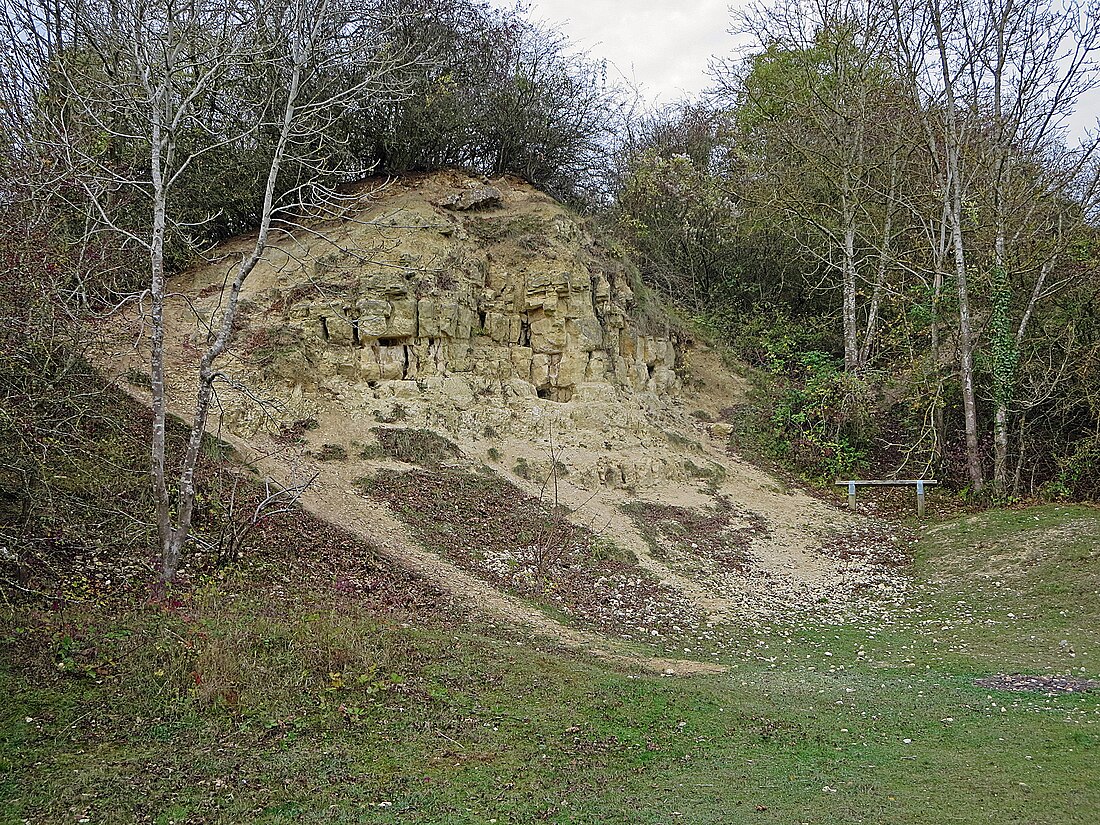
[835,479,939,516]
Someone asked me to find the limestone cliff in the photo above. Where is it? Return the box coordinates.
[181,171,683,435]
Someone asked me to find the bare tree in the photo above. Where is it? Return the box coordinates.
[4,0,414,583]
[889,0,1100,493]
[892,0,988,489]
[977,0,1100,492]
[720,0,909,372]
[204,471,320,566]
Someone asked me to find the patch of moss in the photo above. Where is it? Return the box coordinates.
[466,214,549,244]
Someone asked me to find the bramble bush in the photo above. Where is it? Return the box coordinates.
[1048,437,1100,501]
[767,352,878,481]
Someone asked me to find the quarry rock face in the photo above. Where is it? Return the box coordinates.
[276,179,678,402]
[182,172,693,488]
[436,184,504,211]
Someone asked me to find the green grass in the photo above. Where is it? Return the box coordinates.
[905,504,1100,670]
[2,507,1098,823]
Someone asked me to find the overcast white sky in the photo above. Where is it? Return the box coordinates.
[491,0,1098,139]
[494,0,746,106]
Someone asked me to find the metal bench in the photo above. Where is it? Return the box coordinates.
[835,479,939,517]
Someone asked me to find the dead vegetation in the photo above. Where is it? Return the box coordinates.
[359,468,706,642]
[973,674,1100,694]
[622,496,769,572]
[362,427,464,467]
[814,523,913,567]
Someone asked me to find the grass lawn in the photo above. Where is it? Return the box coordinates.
[2,504,1098,824]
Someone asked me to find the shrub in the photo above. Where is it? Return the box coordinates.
[316,444,349,462]
[1050,437,1100,500]
[770,354,878,480]
[372,428,463,467]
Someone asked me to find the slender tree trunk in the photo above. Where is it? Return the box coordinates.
[989,16,1014,496]
[933,6,984,492]
[992,404,1010,490]
[990,254,1013,493]
[158,58,304,583]
[990,220,1011,493]
[950,198,984,492]
[842,188,859,372]
[148,99,178,583]
[930,260,947,469]
[859,154,898,370]
[1012,413,1027,496]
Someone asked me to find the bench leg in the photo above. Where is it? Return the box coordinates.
[848,481,857,511]
[916,481,926,518]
